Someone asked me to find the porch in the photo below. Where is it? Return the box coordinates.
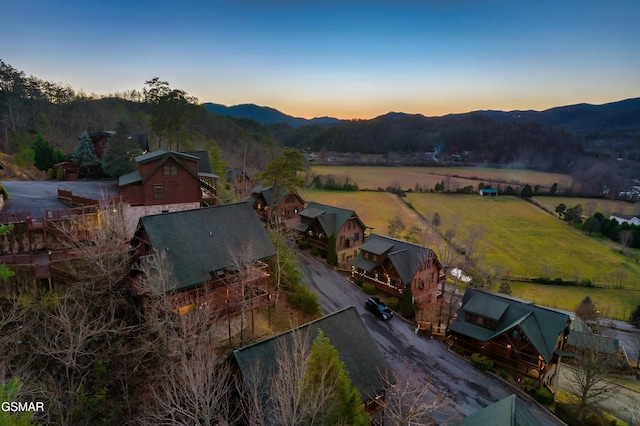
[351,266,404,295]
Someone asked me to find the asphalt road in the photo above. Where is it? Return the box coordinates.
[1,180,120,218]
[295,248,563,425]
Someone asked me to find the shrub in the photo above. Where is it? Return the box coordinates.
[519,377,536,394]
[362,282,377,295]
[56,167,64,180]
[498,369,509,380]
[0,184,9,200]
[387,297,400,311]
[47,168,55,179]
[534,387,554,405]
[297,240,310,250]
[310,247,320,257]
[353,276,364,287]
[470,353,493,371]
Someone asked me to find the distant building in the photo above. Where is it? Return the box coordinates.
[479,188,498,197]
[609,212,640,226]
[248,185,305,228]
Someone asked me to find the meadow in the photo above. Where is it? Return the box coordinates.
[310,165,573,192]
[405,193,640,290]
[508,281,640,321]
[532,196,640,217]
[302,189,419,235]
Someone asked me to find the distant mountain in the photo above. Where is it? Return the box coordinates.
[204,103,341,128]
[474,98,640,131]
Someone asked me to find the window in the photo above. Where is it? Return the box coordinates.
[154,185,164,199]
[339,236,345,246]
[163,164,178,176]
[354,232,360,242]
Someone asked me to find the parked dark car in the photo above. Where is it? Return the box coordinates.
[365,297,393,320]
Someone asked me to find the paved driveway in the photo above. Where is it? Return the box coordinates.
[296,248,563,424]
[1,180,120,218]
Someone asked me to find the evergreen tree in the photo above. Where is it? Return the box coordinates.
[629,303,640,329]
[326,235,337,266]
[71,131,101,171]
[304,330,368,426]
[32,132,65,171]
[101,135,142,177]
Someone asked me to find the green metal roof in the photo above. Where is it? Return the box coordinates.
[182,150,220,179]
[137,202,276,293]
[462,394,539,426]
[233,306,394,405]
[135,149,199,164]
[298,202,365,237]
[118,170,142,186]
[350,234,436,286]
[450,289,570,363]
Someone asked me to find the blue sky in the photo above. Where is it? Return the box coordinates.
[3,0,639,119]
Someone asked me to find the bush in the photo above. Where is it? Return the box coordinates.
[56,167,64,180]
[519,377,536,394]
[534,387,554,405]
[498,369,509,380]
[309,247,320,257]
[0,184,9,200]
[362,282,377,295]
[353,276,364,287]
[47,168,55,179]
[470,353,493,371]
[387,297,400,311]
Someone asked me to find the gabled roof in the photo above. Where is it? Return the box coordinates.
[462,394,540,426]
[298,202,365,237]
[118,149,201,187]
[249,185,303,207]
[449,288,570,362]
[136,202,276,293]
[350,234,436,285]
[610,212,639,220]
[233,306,393,405]
[182,150,220,179]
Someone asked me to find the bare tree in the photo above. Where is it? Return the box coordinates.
[135,251,238,425]
[620,229,633,255]
[565,315,622,422]
[377,366,450,426]
[51,198,133,291]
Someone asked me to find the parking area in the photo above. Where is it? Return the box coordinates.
[1,180,120,218]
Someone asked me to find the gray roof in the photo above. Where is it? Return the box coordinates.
[118,170,143,186]
[135,149,200,164]
[462,394,539,426]
[233,306,393,405]
[182,150,220,179]
[350,234,436,285]
[137,202,276,293]
[298,202,365,237]
[449,288,570,362]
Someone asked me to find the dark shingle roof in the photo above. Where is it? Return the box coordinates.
[182,150,220,178]
[350,234,435,285]
[298,202,365,237]
[462,394,539,426]
[135,149,199,164]
[233,306,393,404]
[137,202,276,292]
[449,288,570,362]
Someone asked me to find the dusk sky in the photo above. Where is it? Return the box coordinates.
[3,0,639,119]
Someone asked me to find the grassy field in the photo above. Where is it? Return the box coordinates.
[310,165,573,192]
[302,189,421,235]
[405,193,640,290]
[532,196,640,217]
[507,281,640,321]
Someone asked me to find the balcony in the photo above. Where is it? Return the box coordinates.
[352,267,404,295]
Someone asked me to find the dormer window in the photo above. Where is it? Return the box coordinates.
[164,165,178,176]
[466,313,497,330]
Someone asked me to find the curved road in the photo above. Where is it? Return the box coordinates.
[296,248,563,425]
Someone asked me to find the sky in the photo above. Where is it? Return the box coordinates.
[2,0,639,119]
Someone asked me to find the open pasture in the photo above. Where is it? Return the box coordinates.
[310,165,572,192]
[302,189,422,236]
[508,281,640,321]
[405,193,640,288]
[532,196,640,218]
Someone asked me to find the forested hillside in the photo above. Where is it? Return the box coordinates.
[0,60,279,176]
